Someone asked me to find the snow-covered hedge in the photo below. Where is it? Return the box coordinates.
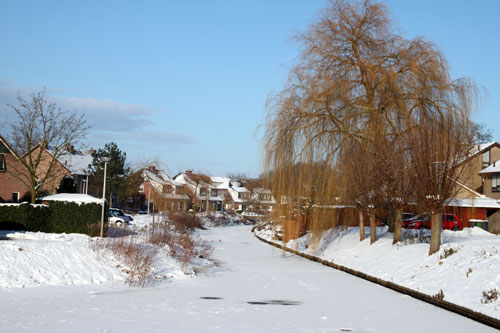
[0,201,107,236]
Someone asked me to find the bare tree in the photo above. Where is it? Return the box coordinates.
[5,90,90,203]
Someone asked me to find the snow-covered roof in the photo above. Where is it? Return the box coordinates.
[210,176,231,189]
[142,169,182,186]
[142,169,190,200]
[56,151,93,176]
[479,160,500,174]
[40,193,104,204]
[468,142,497,157]
[446,197,500,209]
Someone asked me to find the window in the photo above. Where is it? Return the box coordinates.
[483,151,490,168]
[12,192,19,203]
[138,184,145,192]
[0,154,6,171]
[493,175,500,192]
[162,185,172,194]
[176,187,184,195]
[210,189,218,197]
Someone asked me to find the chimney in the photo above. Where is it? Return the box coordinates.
[148,165,156,172]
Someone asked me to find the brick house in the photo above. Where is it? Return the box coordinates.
[210,176,275,214]
[141,167,191,212]
[173,171,223,212]
[0,135,30,202]
[443,142,500,232]
[25,143,93,195]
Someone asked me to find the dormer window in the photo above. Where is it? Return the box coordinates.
[483,151,490,168]
[162,185,173,194]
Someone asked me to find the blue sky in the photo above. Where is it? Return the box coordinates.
[0,0,498,177]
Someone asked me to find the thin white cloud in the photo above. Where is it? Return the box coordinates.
[54,96,155,131]
[0,80,197,150]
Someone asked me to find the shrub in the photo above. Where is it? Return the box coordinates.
[92,218,214,287]
[48,201,106,235]
[169,212,204,231]
[481,288,499,304]
[432,289,445,300]
[440,247,456,259]
[0,201,107,236]
[0,203,50,232]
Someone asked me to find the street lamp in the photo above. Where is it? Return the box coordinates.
[100,157,111,237]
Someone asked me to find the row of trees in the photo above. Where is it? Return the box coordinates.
[263,0,483,255]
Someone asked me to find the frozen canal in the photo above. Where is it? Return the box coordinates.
[0,225,495,332]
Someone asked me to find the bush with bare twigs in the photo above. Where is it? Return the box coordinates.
[169,212,204,231]
[91,217,214,287]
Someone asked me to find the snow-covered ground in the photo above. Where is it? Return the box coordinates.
[256,225,500,320]
[0,231,124,288]
[0,225,495,332]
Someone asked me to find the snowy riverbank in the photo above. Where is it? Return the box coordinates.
[255,225,500,320]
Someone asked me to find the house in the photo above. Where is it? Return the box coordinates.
[210,177,249,212]
[0,135,30,202]
[444,142,500,233]
[210,176,276,214]
[57,147,94,194]
[479,160,500,200]
[455,141,500,198]
[140,167,191,212]
[24,143,94,195]
[173,171,223,212]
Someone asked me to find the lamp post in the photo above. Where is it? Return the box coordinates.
[100,157,111,237]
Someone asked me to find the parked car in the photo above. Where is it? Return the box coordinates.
[109,208,133,224]
[403,213,463,231]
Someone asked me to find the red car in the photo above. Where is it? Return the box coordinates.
[402,213,463,231]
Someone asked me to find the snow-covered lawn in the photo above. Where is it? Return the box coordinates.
[0,231,124,288]
[256,225,500,320]
[1,225,495,332]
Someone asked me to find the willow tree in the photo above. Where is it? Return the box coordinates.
[263,0,478,254]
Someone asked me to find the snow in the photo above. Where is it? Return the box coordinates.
[40,193,104,204]
[446,197,500,208]
[0,230,123,288]
[256,225,500,320]
[480,160,500,174]
[468,142,497,160]
[0,225,494,332]
[0,203,47,208]
[56,151,93,176]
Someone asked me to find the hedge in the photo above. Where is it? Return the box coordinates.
[0,202,108,236]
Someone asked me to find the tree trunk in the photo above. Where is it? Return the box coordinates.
[429,212,441,255]
[387,204,395,233]
[30,186,37,204]
[151,202,155,236]
[393,207,403,244]
[359,210,365,241]
[369,210,376,244]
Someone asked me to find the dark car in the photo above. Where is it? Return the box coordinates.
[403,213,463,231]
